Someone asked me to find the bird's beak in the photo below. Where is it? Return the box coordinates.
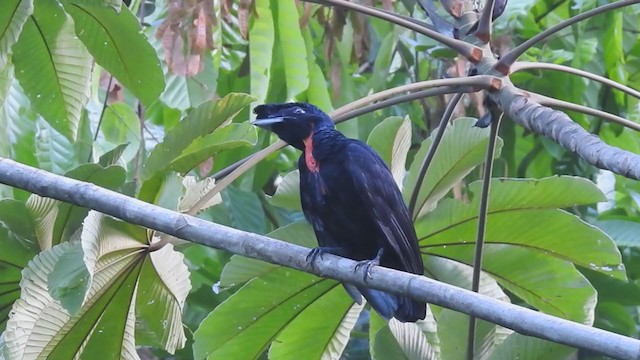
[251,117,285,130]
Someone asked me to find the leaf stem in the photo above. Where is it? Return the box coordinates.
[466,112,503,360]
[532,93,640,132]
[512,61,640,100]
[408,92,464,218]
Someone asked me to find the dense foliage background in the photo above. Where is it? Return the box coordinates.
[0,0,639,359]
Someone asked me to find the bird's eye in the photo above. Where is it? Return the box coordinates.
[293,108,306,114]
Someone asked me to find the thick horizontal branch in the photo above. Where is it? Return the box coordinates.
[0,158,639,359]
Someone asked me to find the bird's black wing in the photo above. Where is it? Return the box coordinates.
[341,141,423,274]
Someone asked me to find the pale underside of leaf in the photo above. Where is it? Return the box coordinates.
[3,242,141,360]
[178,176,222,213]
[26,194,59,251]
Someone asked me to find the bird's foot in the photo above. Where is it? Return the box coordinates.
[306,247,346,267]
[355,249,384,282]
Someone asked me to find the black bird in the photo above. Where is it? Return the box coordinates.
[252,102,426,322]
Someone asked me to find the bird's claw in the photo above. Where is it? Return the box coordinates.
[355,259,379,282]
[306,247,345,269]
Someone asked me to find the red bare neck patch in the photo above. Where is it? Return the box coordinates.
[303,134,319,173]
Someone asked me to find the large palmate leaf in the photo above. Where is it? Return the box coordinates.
[197,222,362,360]
[417,177,615,323]
[416,177,623,279]
[23,163,126,250]
[142,93,255,181]
[0,0,33,67]
[2,212,190,358]
[63,2,165,106]
[12,0,92,141]
[404,118,503,217]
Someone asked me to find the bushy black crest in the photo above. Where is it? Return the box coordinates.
[254,102,324,119]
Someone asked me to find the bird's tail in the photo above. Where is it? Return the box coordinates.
[356,287,426,323]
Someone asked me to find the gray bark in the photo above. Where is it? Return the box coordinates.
[0,157,639,359]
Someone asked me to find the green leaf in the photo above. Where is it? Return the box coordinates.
[0,226,37,332]
[367,116,412,188]
[34,120,77,174]
[135,244,190,354]
[12,0,92,141]
[98,143,129,167]
[303,27,332,112]
[193,268,337,360]
[488,333,573,360]
[64,2,165,105]
[170,123,257,175]
[249,0,274,107]
[101,102,141,163]
[0,199,37,243]
[47,243,90,315]
[221,184,267,234]
[50,163,127,245]
[368,32,396,91]
[603,11,627,106]
[277,0,309,99]
[142,93,255,181]
[592,219,640,247]
[219,222,316,287]
[269,288,363,360]
[404,118,503,217]
[269,170,301,211]
[0,0,33,67]
[427,245,597,323]
[416,177,624,280]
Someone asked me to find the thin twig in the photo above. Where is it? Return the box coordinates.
[512,61,640,100]
[333,86,476,123]
[532,93,640,132]
[88,75,114,162]
[496,0,640,72]
[466,112,503,360]
[408,92,464,219]
[304,0,482,62]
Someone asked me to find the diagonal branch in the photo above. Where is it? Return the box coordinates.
[531,92,640,132]
[504,93,640,179]
[512,61,640,100]
[1,157,640,359]
[304,0,482,62]
[496,0,640,72]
